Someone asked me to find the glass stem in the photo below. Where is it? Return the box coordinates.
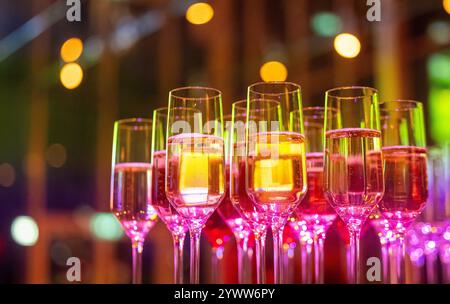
[237,235,251,284]
[443,263,450,284]
[314,236,325,284]
[132,241,144,284]
[389,242,399,284]
[349,229,361,284]
[426,254,438,284]
[272,225,284,284]
[380,241,390,284]
[254,230,267,284]
[190,229,202,284]
[211,247,223,283]
[300,238,313,283]
[173,233,186,284]
[395,235,406,284]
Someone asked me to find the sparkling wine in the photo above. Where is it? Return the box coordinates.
[380,146,428,225]
[230,151,267,230]
[324,128,383,227]
[152,150,187,235]
[112,162,158,241]
[247,131,307,215]
[297,152,336,228]
[166,133,225,221]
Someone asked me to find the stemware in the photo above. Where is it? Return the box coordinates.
[217,113,253,283]
[151,107,188,284]
[229,100,268,284]
[246,83,308,284]
[165,87,226,284]
[110,118,158,284]
[293,107,337,283]
[379,100,428,284]
[203,211,233,283]
[324,86,384,284]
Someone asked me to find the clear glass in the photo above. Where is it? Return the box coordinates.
[324,86,384,284]
[165,87,225,284]
[293,107,337,283]
[246,83,308,284]
[379,100,428,284]
[110,118,158,284]
[151,107,188,284]
[229,100,268,284]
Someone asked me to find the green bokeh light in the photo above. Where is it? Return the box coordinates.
[429,87,450,143]
[311,12,342,37]
[90,212,124,241]
[428,52,450,86]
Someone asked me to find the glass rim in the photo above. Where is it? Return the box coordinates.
[232,99,247,110]
[248,81,301,96]
[169,86,222,101]
[246,98,280,112]
[325,86,378,100]
[153,107,168,115]
[154,106,200,117]
[379,99,423,111]
[115,117,152,125]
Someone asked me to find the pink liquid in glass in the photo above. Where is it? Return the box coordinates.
[324,128,383,229]
[112,162,158,242]
[380,146,428,227]
[217,164,251,242]
[152,150,187,236]
[166,133,225,226]
[230,156,267,233]
[296,152,336,234]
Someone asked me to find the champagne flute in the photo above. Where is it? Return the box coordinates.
[245,86,308,284]
[110,118,158,284]
[217,114,253,283]
[379,100,428,284]
[324,86,384,284]
[165,87,226,284]
[229,100,268,284]
[151,107,188,284]
[293,107,337,283]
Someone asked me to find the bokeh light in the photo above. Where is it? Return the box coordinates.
[60,63,83,90]
[46,143,67,168]
[334,33,361,58]
[444,0,450,14]
[186,2,214,25]
[11,216,39,246]
[259,61,288,82]
[60,38,83,62]
[0,163,15,187]
[311,12,342,37]
[428,21,450,45]
[90,213,124,241]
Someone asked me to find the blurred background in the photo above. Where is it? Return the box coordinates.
[0,0,450,283]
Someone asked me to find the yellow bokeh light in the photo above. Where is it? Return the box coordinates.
[334,33,361,59]
[60,63,83,90]
[186,2,214,25]
[442,0,450,14]
[259,61,288,82]
[444,0,450,14]
[60,38,83,62]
